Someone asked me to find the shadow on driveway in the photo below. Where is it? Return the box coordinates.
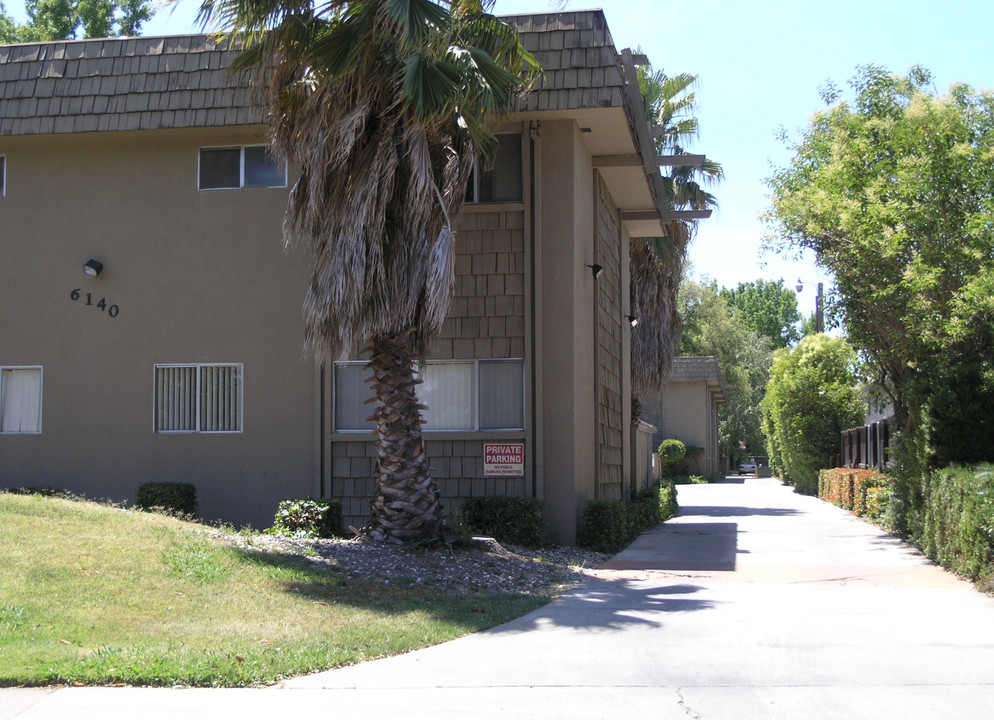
[487,579,718,632]
[678,505,801,518]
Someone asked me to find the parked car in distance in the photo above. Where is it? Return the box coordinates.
[738,460,757,475]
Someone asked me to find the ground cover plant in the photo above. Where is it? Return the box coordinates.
[0,492,548,687]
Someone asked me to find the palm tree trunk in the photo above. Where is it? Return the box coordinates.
[364,329,444,543]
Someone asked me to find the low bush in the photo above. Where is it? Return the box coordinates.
[577,499,629,553]
[657,439,687,472]
[672,474,706,485]
[658,479,679,520]
[818,468,889,517]
[3,486,69,498]
[136,482,198,517]
[578,481,679,554]
[270,498,342,539]
[922,464,994,591]
[460,496,544,547]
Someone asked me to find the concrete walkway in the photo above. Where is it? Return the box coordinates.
[6,477,994,719]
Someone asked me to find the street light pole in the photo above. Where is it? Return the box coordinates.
[816,282,824,334]
[796,278,825,334]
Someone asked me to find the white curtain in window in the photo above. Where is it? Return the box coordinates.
[480,360,524,430]
[421,362,474,431]
[334,363,376,431]
[0,368,42,433]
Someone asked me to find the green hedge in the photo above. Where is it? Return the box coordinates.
[922,465,994,591]
[461,496,544,547]
[818,468,889,519]
[136,482,198,517]
[578,480,679,553]
[271,498,343,539]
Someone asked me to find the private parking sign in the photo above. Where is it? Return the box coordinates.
[483,443,524,476]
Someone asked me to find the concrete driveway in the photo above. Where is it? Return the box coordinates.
[6,477,994,719]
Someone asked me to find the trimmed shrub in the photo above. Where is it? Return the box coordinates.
[578,499,629,553]
[136,482,197,517]
[657,439,687,470]
[672,474,706,485]
[658,479,679,520]
[818,468,888,517]
[922,465,994,590]
[461,496,544,547]
[579,481,680,554]
[271,498,342,538]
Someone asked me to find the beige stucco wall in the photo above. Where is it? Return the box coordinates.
[0,126,317,527]
[643,381,722,475]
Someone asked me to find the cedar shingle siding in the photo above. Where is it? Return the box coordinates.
[0,35,259,136]
[1,11,628,137]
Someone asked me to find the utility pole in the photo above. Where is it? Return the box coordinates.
[796,278,825,334]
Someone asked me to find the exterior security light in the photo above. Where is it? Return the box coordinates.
[627,314,638,328]
[83,259,103,277]
[586,263,603,278]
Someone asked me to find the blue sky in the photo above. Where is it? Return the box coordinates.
[12,0,993,317]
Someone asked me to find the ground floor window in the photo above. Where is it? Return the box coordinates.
[333,359,524,432]
[0,367,42,434]
[154,364,243,433]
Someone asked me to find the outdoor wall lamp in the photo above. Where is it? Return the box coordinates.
[586,263,603,279]
[626,314,638,328]
[83,259,103,277]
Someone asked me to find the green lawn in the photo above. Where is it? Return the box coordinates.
[0,492,546,687]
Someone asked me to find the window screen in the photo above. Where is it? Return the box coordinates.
[420,362,475,431]
[199,147,241,190]
[479,360,524,429]
[243,146,286,187]
[334,363,376,431]
[469,134,523,203]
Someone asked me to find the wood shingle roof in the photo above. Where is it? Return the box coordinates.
[0,34,259,136]
[670,357,729,404]
[0,10,628,137]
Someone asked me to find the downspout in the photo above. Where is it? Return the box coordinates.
[528,120,542,499]
[592,170,601,500]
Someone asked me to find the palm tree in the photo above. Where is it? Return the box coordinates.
[630,63,722,405]
[197,0,537,543]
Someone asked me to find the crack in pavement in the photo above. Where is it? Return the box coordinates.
[677,687,702,719]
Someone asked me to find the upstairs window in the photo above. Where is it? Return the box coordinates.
[199,146,286,190]
[154,364,243,433]
[1,155,5,196]
[0,367,42,434]
[467,134,522,203]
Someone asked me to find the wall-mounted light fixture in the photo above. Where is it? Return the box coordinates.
[586,263,603,279]
[83,259,103,277]
[626,314,638,328]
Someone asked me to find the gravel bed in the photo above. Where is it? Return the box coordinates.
[224,532,610,597]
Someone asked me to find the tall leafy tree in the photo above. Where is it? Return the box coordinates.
[1,0,152,41]
[765,65,994,529]
[678,278,772,465]
[197,0,536,543]
[720,278,801,349]
[630,62,722,405]
[761,335,863,495]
